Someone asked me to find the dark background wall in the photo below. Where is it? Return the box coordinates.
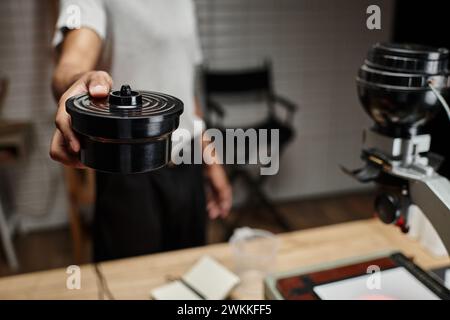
[0,1,400,230]
[196,0,394,201]
[393,0,450,178]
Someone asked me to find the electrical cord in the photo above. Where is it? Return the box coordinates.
[94,263,115,300]
[428,81,450,122]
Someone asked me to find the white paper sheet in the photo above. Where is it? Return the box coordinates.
[313,267,439,300]
[150,280,202,300]
[150,256,240,300]
[182,256,240,300]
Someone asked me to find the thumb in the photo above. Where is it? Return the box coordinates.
[87,71,113,98]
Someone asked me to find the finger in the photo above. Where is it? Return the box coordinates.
[220,186,232,208]
[49,130,85,168]
[206,165,233,218]
[217,185,232,217]
[55,109,80,153]
[220,203,231,218]
[206,195,221,219]
[87,71,112,97]
[208,203,221,219]
[55,81,90,153]
[49,130,82,167]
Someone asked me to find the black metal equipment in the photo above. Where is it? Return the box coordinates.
[357,43,449,138]
[66,84,183,174]
[343,43,450,253]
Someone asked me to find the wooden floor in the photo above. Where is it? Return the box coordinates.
[0,191,374,277]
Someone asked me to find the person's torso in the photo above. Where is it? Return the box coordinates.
[100,0,201,135]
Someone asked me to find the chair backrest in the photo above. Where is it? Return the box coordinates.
[201,61,276,127]
[201,62,296,162]
[202,62,273,96]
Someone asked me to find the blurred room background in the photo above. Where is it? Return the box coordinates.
[0,0,395,275]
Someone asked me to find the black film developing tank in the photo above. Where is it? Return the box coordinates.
[357,43,450,137]
[66,85,184,174]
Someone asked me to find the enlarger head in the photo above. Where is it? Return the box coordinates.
[342,43,450,246]
[357,43,450,138]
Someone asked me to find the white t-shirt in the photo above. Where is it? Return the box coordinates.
[53,0,203,139]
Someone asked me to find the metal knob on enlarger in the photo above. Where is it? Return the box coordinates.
[66,84,184,174]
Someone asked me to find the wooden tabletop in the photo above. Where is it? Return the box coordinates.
[0,219,448,299]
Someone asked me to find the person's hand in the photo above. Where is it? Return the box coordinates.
[204,163,232,219]
[50,71,113,167]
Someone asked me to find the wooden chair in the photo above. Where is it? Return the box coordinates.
[0,78,8,115]
[63,167,95,264]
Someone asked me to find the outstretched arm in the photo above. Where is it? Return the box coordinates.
[50,28,112,167]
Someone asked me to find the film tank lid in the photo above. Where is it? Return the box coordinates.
[66,84,184,140]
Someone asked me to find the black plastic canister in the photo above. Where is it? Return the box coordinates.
[66,85,183,173]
